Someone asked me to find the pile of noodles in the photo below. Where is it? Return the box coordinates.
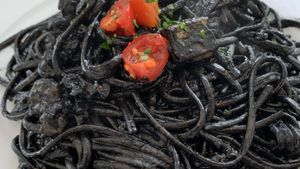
[1,0,300,168]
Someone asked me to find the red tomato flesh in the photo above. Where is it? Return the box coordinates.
[130,0,161,28]
[100,0,135,36]
[122,34,169,82]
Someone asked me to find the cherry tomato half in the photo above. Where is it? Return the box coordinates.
[130,0,161,28]
[100,0,135,36]
[122,33,169,82]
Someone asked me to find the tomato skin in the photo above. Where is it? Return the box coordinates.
[130,0,160,28]
[100,0,135,36]
[122,34,169,82]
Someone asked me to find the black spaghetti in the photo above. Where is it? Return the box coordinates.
[1,0,300,168]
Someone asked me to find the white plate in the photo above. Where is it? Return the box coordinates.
[0,1,58,168]
[0,0,299,168]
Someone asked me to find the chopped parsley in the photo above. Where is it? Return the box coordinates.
[182,43,185,47]
[121,26,131,34]
[224,109,229,113]
[150,33,153,37]
[144,0,157,2]
[86,24,94,32]
[133,19,139,28]
[131,58,136,62]
[157,18,162,27]
[101,42,111,51]
[140,54,149,61]
[162,22,169,28]
[168,11,173,18]
[180,22,189,32]
[107,39,113,45]
[160,15,189,32]
[200,29,206,39]
[113,34,117,38]
[161,15,174,28]
[144,49,151,54]
[127,15,130,18]
[136,53,141,58]
[220,49,231,58]
[86,3,89,8]
[108,15,121,26]
[123,0,130,5]
[167,4,175,10]
[71,19,75,24]
[226,50,231,56]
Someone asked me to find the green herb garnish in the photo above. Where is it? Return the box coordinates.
[140,54,149,61]
[123,0,130,5]
[167,4,175,10]
[108,15,121,26]
[101,42,111,51]
[145,0,157,2]
[131,58,136,62]
[144,49,151,54]
[133,19,139,28]
[163,22,169,28]
[136,53,140,58]
[86,24,94,32]
[160,15,188,32]
[168,11,173,18]
[113,34,117,38]
[86,3,89,8]
[180,22,189,32]
[225,51,231,58]
[200,29,206,39]
[71,19,75,24]
[107,39,113,45]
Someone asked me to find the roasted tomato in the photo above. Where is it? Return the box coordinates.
[122,33,169,82]
[100,0,135,36]
[130,0,161,28]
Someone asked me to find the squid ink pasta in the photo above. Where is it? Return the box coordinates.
[1,0,300,168]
